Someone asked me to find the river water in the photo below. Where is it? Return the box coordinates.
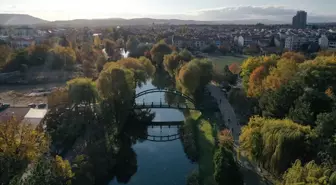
[110,80,196,185]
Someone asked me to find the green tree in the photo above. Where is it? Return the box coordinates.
[239,116,316,174]
[2,49,29,72]
[213,146,243,185]
[150,41,172,67]
[50,46,76,70]
[163,52,182,77]
[281,51,305,63]
[178,49,193,62]
[281,160,332,185]
[0,45,12,70]
[10,156,74,185]
[126,36,140,56]
[288,90,333,126]
[259,81,304,118]
[27,44,50,66]
[104,39,120,60]
[0,118,49,184]
[67,78,98,106]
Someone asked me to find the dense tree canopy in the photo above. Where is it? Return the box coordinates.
[239,116,316,174]
[177,59,213,95]
[0,118,49,185]
[281,160,334,185]
[67,78,98,106]
[150,41,172,67]
[213,146,243,185]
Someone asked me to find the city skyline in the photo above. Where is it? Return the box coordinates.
[0,0,336,22]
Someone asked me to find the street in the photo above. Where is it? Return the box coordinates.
[207,83,272,185]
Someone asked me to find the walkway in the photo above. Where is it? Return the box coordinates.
[206,83,273,185]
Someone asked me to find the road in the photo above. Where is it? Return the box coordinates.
[207,83,272,185]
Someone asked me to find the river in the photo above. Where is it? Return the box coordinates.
[110,79,196,185]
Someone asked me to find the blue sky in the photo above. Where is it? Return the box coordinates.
[0,0,336,21]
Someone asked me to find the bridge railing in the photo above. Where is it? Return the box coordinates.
[135,88,195,104]
[134,101,195,109]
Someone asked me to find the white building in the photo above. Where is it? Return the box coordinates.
[285,36,308,51]
[319,35,329,49]
[22,108,48,128]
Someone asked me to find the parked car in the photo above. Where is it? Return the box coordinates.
[37,103,47,109]
[0,103,10,111]
[28,103,36,108]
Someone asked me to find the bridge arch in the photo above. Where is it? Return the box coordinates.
[135,88,195,104]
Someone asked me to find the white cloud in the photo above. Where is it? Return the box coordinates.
[150,6,336,23]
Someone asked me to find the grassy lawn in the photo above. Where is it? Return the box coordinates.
[191,111,216,184]
[208,55,248,69]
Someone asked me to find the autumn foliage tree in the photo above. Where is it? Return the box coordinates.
[239,116,316,174]
[281,51,305,63]
[0,118,49,184]
[150,41,172,67]
[228,62,241,74]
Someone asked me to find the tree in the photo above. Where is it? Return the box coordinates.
[263,59,299,91]
[10,156,74,185]
[315,111,336,138]
[213,146,243,185]
[104,39,120,60]
[59,36,71,47]
[229,62,241,74]
[2,49,29,72]
[259,81,304,118]
[138,56,155,77]
[150,41,172,67]
[288,90,333,126]
[177,59,213,95]
[27,44,50,66]
[201,44,217,53]
[126,36,140,56]
[93,36,102,48]
[179,49,193,62]
[97,63,135,128]
[47,88,70,108]
[0,45,12,69]
[83,60,97,78]
[0,118,49,184]
[117,57,155,83]
[163,52,182,77]
[67,78,98,106]
[281,51,305,63]
[247,65,268,97]
[218,129,234,151]
[241,55,278,90]
[239,116,316,174]
[50,46,76,70]
[281,160,333,185]
[218,45,230,55]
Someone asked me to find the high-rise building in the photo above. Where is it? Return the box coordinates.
[292,11,307,29]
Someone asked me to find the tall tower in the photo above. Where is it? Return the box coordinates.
[292,11,307,29]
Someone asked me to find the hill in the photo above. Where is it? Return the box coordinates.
[0,14,48,25]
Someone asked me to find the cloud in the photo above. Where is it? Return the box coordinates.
[154,6,336,23]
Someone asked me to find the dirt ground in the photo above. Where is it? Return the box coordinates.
[0,82,65,106]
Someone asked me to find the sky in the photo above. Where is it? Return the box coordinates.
[0,0,336,21]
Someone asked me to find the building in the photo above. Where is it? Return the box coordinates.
[319,35,329,49]
[22,108,48,128]
[292,11,307,29]
[285,36,308,51]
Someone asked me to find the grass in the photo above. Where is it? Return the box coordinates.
[208,55,248,69]
[190,111,216,185]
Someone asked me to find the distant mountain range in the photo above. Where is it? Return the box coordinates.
[0,14,48,25]
[0,13,335,27]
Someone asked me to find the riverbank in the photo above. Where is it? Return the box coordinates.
[190,111,216,185]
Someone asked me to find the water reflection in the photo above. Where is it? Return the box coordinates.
[110,78,196,185]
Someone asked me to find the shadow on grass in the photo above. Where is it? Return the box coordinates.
[191,111,216,185]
